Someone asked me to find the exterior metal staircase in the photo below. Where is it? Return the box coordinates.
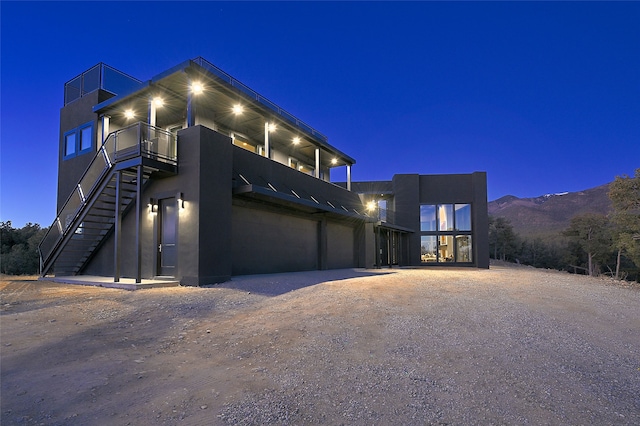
[39,122,177,277]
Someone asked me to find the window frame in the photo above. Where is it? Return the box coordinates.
[63,121,94,160]
[63,130,77,158]
[419,203,474,264]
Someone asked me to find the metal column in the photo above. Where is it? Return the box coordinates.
[264,122,270,158]
[135,166,143,283]
[113,171,122,282]
[186,90,196,127]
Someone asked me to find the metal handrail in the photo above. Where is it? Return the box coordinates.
[64,63,143,105]
[39,122,176,274]
[192,57,329,143]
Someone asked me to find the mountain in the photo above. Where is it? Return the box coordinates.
[488,183,613,238]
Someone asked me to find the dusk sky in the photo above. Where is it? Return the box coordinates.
[1,1,639,228]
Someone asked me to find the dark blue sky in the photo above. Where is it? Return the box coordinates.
[2,1,639,227]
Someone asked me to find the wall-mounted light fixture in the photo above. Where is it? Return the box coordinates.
[148,198,158,214]
[176,192,184,209]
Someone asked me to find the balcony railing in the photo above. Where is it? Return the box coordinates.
[108,122,177,164]
[192,57,328,143]
[39,122,176,269]
[64,63,142,106]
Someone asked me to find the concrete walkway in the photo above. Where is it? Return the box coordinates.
[42,275,180,290]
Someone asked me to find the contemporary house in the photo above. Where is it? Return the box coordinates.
[39,57,489,285]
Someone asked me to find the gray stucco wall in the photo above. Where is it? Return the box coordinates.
[397,172,489,268]
[57,89,114,213]
[84,125,234,284]
[327,221,355,269]
[231,203,319,275]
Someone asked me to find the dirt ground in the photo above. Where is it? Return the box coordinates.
[1,265,639,425]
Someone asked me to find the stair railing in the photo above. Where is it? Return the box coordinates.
[39,122,176,275]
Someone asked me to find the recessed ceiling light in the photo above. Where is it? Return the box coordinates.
[191,82,204,94]
[232,104,244,115]
[293,137,301,145]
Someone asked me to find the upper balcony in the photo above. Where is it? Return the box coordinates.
[91,58,355,188]
[64,63,143,106]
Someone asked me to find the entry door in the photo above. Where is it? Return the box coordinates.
[158,198,177,276]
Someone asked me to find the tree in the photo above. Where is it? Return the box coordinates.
[518,237,566,270]
[488,216,519,261]
[608,169,640,278]
[0,222,48,275]
[563,213,612,277]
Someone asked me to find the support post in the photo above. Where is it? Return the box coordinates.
[101,115,110,145]
[315,148,320,179]
[113,171,121,282]
[186,90,195,127]
[149,99,157,127]
[347,164,352,191]
[135,166,143,283]
[375,225,381,269]
[264,122,270,158]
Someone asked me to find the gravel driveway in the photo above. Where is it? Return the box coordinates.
[2,265,639,425]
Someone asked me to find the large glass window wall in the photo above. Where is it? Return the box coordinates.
[420,204,473,263]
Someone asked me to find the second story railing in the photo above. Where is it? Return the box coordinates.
[109,122,177,164]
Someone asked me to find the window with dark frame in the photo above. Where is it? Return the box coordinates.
[420,203,473,263]
[63,122,94,159]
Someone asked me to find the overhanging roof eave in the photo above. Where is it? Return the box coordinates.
[93,81,152,113]
[233,184,366,220]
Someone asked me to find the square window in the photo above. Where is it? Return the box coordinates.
[65,133,76,156]
[420,205,436,231]
[456,235,473,262]
[420,236,437,262]
[438,204,454,231]
[455,204,471,231]
[80,126,92,151]
[439,235,454,262]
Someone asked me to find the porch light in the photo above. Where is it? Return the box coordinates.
[268,123,277,132]
[191,82,204,95]
[293,137,301,145]
[124,109,135,119]
[148,198,158,214]
[331,158,338,165]
[153,97,164,107]
[232,104,244,115]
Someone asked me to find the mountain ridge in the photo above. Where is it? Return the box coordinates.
[488,183,612,238]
